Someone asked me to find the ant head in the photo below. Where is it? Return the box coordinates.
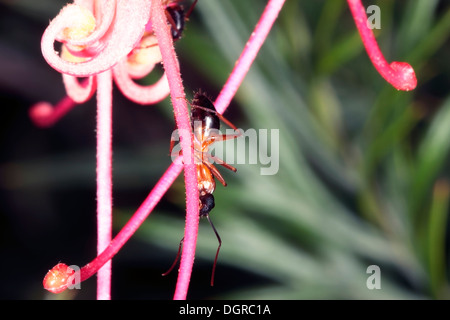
[165,4,185,41]
[192,90,215,111]
[164,0,198,41]
[199,193,215,216]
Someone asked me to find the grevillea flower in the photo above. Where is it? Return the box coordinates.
[37,0,417,300]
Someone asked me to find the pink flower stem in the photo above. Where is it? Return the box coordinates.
[95,70,113,300]
[214,0,286,114]
[79,158,183,283]
[151,0,198,300]
[346,0,417,91]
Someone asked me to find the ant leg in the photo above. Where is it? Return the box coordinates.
[203,160,227,187]
[205,213,221,286]
[162,237,184,276]
[185,0,198,20]
[209,131,242,143]
[190,104,241,132]
[164,9,179,33]
[207,153,237,172]
[217,114,240,133]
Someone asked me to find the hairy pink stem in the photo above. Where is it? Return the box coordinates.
[347,0,417,91]
[214,0,286,114]
[151,0,198,300]
[96,70,113,300]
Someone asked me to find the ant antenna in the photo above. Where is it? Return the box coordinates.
[161,214,222,287]
[185,0,198,20]
[162,237,184,276]
[205,213,222,286]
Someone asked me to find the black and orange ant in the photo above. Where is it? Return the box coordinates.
[163,90,241,286]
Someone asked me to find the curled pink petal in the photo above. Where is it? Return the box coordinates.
[126,34,162,79]
[41,0,152,77]
[62,75,97,103]
[57,1,115,49]
[73,0,95,11]
[113,59,170,104]
[52,3,97,45]
[125,60,156,80]
[347,0,417,91]
[55,0,116,51]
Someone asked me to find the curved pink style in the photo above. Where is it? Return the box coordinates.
[347,0,417,91]
[30,97,78,128]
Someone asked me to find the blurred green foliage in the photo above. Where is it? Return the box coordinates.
[0,0,449,299]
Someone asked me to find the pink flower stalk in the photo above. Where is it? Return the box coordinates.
[347,0,417,91]
[39,0,417,300]
[95,69,113,299]
[150,0,198,300]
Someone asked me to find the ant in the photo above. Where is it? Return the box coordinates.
[164,0,198,41]
[163,90,241,286]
